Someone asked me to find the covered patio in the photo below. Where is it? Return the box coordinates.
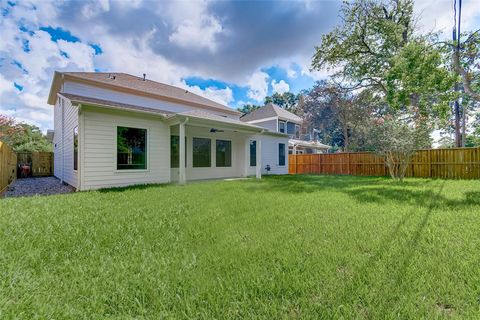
[289,139,331,154]
[166,110,264,184]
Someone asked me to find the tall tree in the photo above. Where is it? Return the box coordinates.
[264,92,299,113]
[302,81,375,151]
[312,0,415,94]
[312,0,454,117]
[451,24,480,102]
[237,104,261,115]
[0,116,52,152]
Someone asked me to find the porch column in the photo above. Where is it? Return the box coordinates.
[256,139,262,179]
[244,138,250,177]
[179,122,186,184]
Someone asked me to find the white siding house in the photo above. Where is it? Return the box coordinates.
[48,72,289,190]
[240,103,330,154]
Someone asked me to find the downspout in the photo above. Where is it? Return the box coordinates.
[76,104,82,191]
[256,129,265,179]
[61,73,65,184]
[61,97,65,184]
[178,117,189,184]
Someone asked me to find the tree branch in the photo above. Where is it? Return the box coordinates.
[453,50,480,101]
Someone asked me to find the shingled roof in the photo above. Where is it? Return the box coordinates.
[240,103,303,123]
[59,93,173,117]
[48,72,240,115]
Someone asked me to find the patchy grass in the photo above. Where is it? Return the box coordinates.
[1,175,480,319]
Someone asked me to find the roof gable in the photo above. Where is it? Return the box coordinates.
[48,71,240,115]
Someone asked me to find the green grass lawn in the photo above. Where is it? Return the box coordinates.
[1,175,480,319]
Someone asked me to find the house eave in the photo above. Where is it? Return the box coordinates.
[48,72,241,116]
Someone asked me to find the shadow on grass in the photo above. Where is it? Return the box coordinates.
[260,175,480,210]
[336,181,446,314]
[97,183,171,193]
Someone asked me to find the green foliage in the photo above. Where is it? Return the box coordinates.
[0,116,52,152]
[302,81,377,151]
[451,29,480,101]
[465,134,480,147]
[312,0,415,93]
[386,40,456,119]
[1,176,480,318]
[264,92,299,112]
[312,0,453,123]
[237,103,261,114]
[368,116,431,180]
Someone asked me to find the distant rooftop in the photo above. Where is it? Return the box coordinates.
[240,103,302,123]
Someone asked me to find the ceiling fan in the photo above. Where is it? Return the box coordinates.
[210,128,224,133]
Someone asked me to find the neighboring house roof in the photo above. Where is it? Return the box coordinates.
[289,139,331,150]
[60,93,173,117]
[46,130,54,143]
[240,103,303,123]
[48,72,240,116]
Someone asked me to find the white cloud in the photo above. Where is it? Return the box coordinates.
[287,67,297,79]
[271,79,290,94]
[414,0,480,34]
[247,71,269,102]
[167,0,224,52]
[0,3,98,131]
[182,82,234,106]
[57,40,96,70]
[169,17,223,52]
[0,74,15,96]
[81,0,111,19]
[95,28,188,86]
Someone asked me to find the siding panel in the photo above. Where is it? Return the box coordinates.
[81,106,170,190]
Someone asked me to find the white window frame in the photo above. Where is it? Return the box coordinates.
[114,125,149,173]
[278,120,286,133]
[278,143,286,167]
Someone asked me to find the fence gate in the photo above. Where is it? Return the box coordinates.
[17,152,54,178]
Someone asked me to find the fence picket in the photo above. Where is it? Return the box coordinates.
[288,147,480,179]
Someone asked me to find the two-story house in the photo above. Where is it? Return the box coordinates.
[48,72,289,190]
[240,103,330,155]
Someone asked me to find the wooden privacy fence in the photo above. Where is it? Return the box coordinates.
[0,141,17,194]
[17,152,54,177]
[289,147,480,179]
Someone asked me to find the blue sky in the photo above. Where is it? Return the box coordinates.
[1,0,479,131]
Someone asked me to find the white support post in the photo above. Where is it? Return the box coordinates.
[179,122,186,184]
[244,138,250,177]
[256,139,262,179]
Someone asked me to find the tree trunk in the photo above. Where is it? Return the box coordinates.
[454,97,462,147]
[462,104,467,147]
[452,50,480,102]
[343,127,349,152]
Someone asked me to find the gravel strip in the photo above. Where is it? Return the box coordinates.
[4,177,75,198]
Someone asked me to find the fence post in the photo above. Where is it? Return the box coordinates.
[347,153,351,175]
